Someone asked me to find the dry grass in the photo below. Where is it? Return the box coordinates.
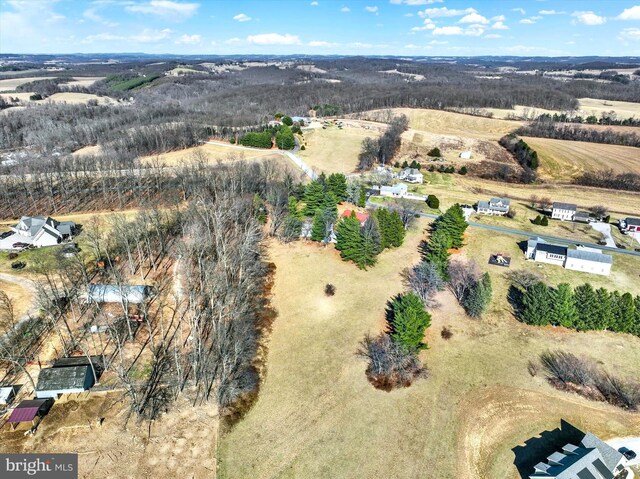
[219,225,640,479]
[298,126,381,174]
[579,98,640,118]
[65,77,104,88]
[0,76,56,92]
[359,108,523,140]
[522,136,640,181]
[139,143,285,167]
[41,92,116,105]
[0,279,33,333]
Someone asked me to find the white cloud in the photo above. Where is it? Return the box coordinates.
[572,11,606,26]
[403,43,432,49]
[566,40,575,45]
[459,12,489,24]
[81,33,125,44]
[365,6,379,13]
[429,39,447,44]
[418,7,475,18]
[340,6,350,12]
[432,25,483,36]
[404,13,414,17]
[619,27,640,40]
[411,18,435,31]
[491,15,506,22]
[520,18,537,24]
[390,0,443,4]
[176,34,201,44]
[539,10,565,15]
[616,6,640,21]
[491,21,508,30]
[83,8,119,27]
[125,1,200,20]
[308,40,339,47]
[247,33,301,45]
[224,37,242,45]
[310,1,319,5]
[511,8,526,15]
[485,33,502,39]
[130,28,173,42]
[233,13,251,22]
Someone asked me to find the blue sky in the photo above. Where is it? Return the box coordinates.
[1,0,640,56]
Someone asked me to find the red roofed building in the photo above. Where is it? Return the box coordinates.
[341,210,369,225]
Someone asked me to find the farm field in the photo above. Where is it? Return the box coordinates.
[298,126,381,174]
[139,143,286,167]
[219,226,640,479]
[0,76,55,92]
[41,92,116,105]
[65,76,104,88]
[579,97,640,118]
[522,136,640,181]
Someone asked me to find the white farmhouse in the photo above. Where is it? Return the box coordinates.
[380,183,408,198]
[526,237,612,276]
[397,168,424,184]
[2,216,76,249]
[551,202,577,221]
[476,197,510,216]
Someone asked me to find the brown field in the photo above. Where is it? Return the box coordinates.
[219,226,640,479]
[65,77,104,88]
[298,126,381,174]
[579,98,640,118]
[521,136,640,181]
[0,278,33,333]
[0,76,55,92]
[357,108,523,140]
[139,143,286,167]
[41,92,116,105]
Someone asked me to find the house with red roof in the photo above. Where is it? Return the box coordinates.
[341,210,369,226]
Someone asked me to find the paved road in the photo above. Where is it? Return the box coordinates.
[367,200,640,258]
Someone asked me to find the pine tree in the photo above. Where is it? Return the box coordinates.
[520,282,553,326]
[322,191,339,215]
[335,212,362,262]
[426,194,440,209]
[424,228,451,278]
[326,173,348,201]
[376,208,392,250]
[303,180,325,216]
[354,217,381,269]
[463,272,492,318]
[288,196,302,219]
[540,216,549,226]
[436,204,467,249]
[387,210,405,248]
[281,215,302,242]
[311,209,326,242]
[573,283,599,331]
[550,283,578,328]
[593,288,612,330]
[357,186,367,208]
[389,293,432,351]
[611,292,636,333]
[634,296,640,336]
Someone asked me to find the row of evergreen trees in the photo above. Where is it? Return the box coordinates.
[335,208,406,269]
[516,281,640,336]
[424,204,469,277]
[238,124,296,150]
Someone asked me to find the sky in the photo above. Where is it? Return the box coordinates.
[1,0,640,56]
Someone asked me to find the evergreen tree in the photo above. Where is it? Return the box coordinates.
[387,210,405,248]
[593,288,612,330]
[376,208,392,250]
[303,180,325,216]
[322,191,339,215]
[634,296,640,336]
[532,216,541,225]
[310,207,336,243]
[327,173,348,201]
[520,282,553,326]
[354,217,381,269]
[573,283,599,331]
[281,215,302,242]
[288,196,302,219]
[357,186,367,208]
[426,194,440,209]
[550,283,578,328]
[335,212,362,262]
[540,216,549,226]
[424,228,451,278]
[611,292,636,333]
[463,272,492,318]
[389,293,432,351]
[436,204,468,249]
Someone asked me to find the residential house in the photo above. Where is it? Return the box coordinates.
[87,284,152,304]
[551,202,577,221]
[476,197,511,216]
[8,216,75,248]
[380,183,408,198]
[35,365,95,399]
[573,211,592,223]
[529,432,625,479]
[341,210,369,226]
[619,217,640,234]
[397,168,424,184]
[526,237,612,276]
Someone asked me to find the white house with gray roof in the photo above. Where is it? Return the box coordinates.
[530,432,625,479]
[0,216,76,250]
[396,168,423,184]
[526,237,612,276]
[380,183,408,198]
[551,202,577,221]
[476,197,510,216]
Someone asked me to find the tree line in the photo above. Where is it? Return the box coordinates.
[516,118,640,148]
[357,115,409,170]
[498,135,539,184]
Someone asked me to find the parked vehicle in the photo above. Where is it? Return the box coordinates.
[622,448,637,461]
[12,242,29,249]
[0,231,12,239]
[10,261,25,270]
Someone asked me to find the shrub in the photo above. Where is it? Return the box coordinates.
[7,253,18,260]
[324,283,336,296]
[300,145,306,150]
[532,215,541,225]
[440,327,453,340]
[540,216,549,226]
[458,166,468,175]
[229,137,236,144]
[388,293,432,351]
[426,194,440,209]
[506,206,517,219]
[427,147,441,157]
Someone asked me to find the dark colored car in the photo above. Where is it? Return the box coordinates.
[622,449,637,461]
[0,231,12,239]
[12,242,29,249]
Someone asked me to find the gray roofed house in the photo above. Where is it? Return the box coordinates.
[4,215,76,249]
[87,284,152,304]
[477,197,510,216]
[566,248,613,265]
[35,365,95,399]
[529,432,625,479]
[573,211,592,223]
[525,237,612,276]
[552,202,578,221]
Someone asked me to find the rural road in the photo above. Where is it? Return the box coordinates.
[366,200,640,258]
[607,437,640,467]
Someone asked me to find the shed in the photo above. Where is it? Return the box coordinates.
[53,356,104,382]
[7,399,53,429]
[459,151,472,160]
[35,365,95,399]
[0,385,20,406]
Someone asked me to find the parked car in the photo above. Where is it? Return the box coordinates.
[10,261,25,270]
[0,231,12,239]
[12,242,29,249]
[621,448,637,461]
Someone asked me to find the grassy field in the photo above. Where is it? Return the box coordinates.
[0,279,32,332]
[139,143,286,167]
[219,226,640,479]
[298,126,380,175]
[579,98,640,118]
[522,136,640,181]
[0,76,55,92]
[358,108,523,140]
[42,92,116,105]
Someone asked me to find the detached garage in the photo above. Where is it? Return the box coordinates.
[35,365,95,399]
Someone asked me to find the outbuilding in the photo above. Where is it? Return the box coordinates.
[35,365,95,399]
[7,399,53,429]
[0,385,20,406]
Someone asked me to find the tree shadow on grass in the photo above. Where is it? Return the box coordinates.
[512,420,585,479]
